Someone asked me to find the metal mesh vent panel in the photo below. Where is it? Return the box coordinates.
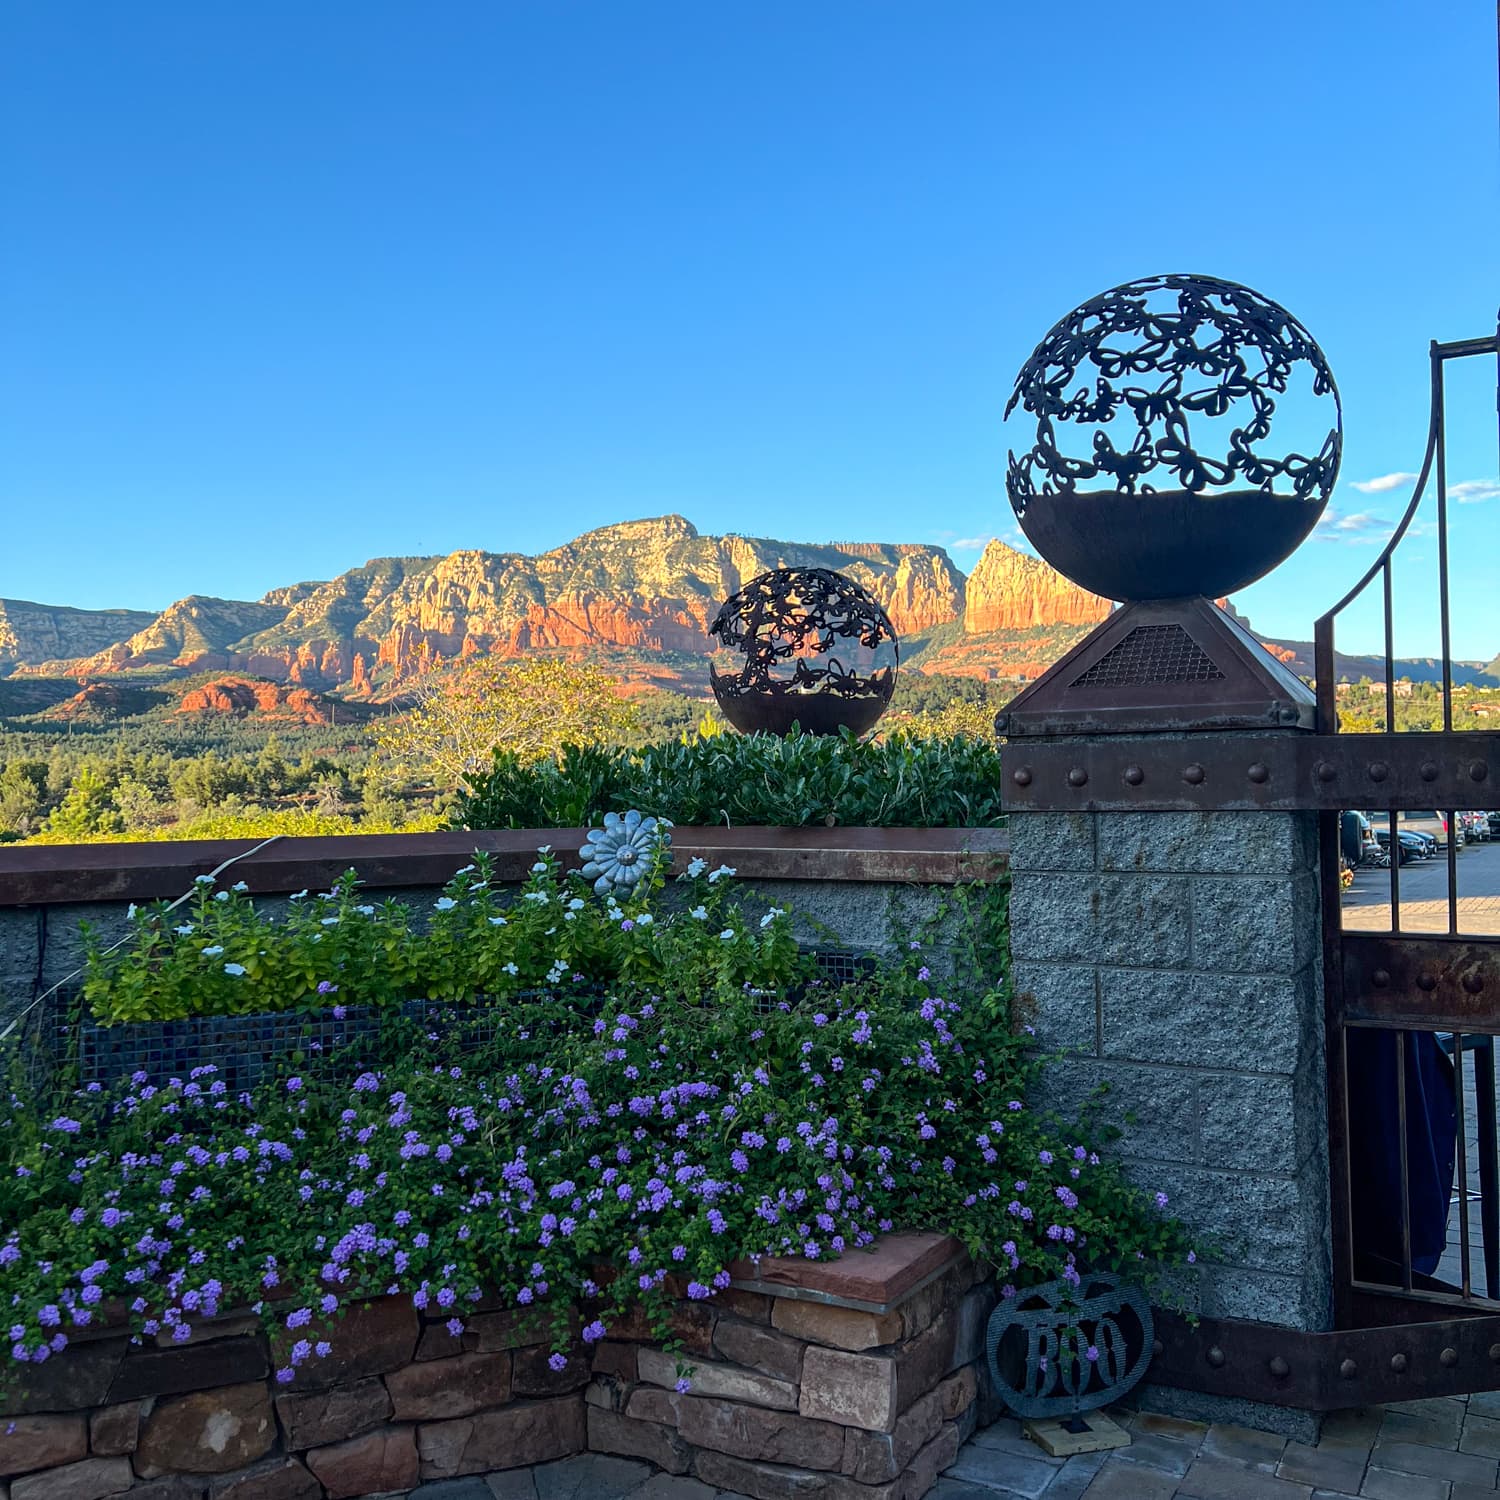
[1069,624,1225,688]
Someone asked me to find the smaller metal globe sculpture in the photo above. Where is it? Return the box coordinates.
[1005,273,1342,601]
[709,566,899,737]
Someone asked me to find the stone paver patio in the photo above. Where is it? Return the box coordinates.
[401,1396,1500,1500]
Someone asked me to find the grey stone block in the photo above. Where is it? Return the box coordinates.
[0,908,42,1030]
[1190,875,1319,975]
[534,1455,654,1500]
[1199,1075,1298,1173]
[1010,875,1190,968]
[1006,813,1096,874]
[1199,1266,1329,1329]
[1137,1166,1315,1275]
[1028,1058,1200,1165]
[943,1441,1058,1497]
[1012,963,1097,1053]
[410,1482,496,1500]
[1097,811,1317,877]
[1100,968,1310,1074]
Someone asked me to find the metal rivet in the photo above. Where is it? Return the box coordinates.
[1420,761,1439,781]
[1268,1356,1290,1378]
[1123,765,1145,786]
[1464,974,1484,995]
[1316,761,1338,782]
[1339,1358,1358,1378]
[1488,1343,1500,1362]
[1067,768,1088,788]
[1441,1347,1459,1367]
[1012,769,1032,787]
[993,714,1010,733]
[1279,706,1300,724]
[1373,970,1391,987]
[1184,764,1206,786]
[1206,1346,1225,1368]
[1368,762,1389,782]
[1417,974,1437,992]
[1391,1352,1408,1373]
[1152,1338,1163,1356]
[1247,763,1269,784]
[1471,761,1489,782]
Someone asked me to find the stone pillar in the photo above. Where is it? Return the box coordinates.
[1009,795,1330,1439]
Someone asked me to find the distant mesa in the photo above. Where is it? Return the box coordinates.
[2,514,1490,695]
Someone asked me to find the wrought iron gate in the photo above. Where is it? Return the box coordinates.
[1315,329,1500,1394]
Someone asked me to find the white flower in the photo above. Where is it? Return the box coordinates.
[290,890,308,901]
[231,881,249,893]
[488,916,507,927]
[126,904,137,920]
[321,917,339,927]
[455,864,476,876]
[719,929,736,941]
[689,906,708,921]
[522,892,550,904]
[223,963,247,977]
[567,898,586,912]
[434,897,457,912]
[214,891,230,903]
[174,924,194,936]
[356,905,375,916]
[706,864,737,884]
[760,908,785,929]
[636,913,654,926]
[537,845,552,855]
[201,945,224,957]
[531,862,549,874]
[502,962,519,976]
[564,912,577,923]
[686,858,707,878]
[194,875,215,886]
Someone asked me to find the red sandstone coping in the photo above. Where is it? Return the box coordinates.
[0,828,1008,908]
[728,1232,967,1313]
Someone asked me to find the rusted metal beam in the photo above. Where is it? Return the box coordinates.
[1342,934,1500,1027]
[1002,732,1500,813]
[1152,1308,1500,1409]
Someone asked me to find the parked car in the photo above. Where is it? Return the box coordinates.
[1372,810,1457,850]
[1374,827,1437,863]
[1489,810,1500,837]
[1460,811,1491,843]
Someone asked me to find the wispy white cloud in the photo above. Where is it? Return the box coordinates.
[1451,478,1500,504]
[1314,509,1391,545]
[1350,472,1419,494]
[950,535,995,550]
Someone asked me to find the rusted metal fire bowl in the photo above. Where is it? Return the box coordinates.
[1016,488,1326,602]
[709,672,895,738]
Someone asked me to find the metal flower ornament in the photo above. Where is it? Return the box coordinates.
[578,811,672,896]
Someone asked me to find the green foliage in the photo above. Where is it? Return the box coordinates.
[453,728,1005,830]
[0,934,1193,1381]
[82,845,811,1023]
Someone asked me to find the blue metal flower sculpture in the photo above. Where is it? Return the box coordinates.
[578,811,670,896]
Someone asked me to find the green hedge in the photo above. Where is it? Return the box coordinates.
[451,729,1005,830]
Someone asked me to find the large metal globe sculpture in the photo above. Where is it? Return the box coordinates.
[709,566,899,737]
[1005,273,1342,601]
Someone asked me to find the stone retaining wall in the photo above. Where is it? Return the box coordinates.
[0,1235,991,1500]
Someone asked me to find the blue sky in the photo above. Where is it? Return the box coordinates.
[3,1,1496,659]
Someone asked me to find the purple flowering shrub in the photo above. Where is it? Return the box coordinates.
[83,849,810,1023]
[1,944,1191,1384]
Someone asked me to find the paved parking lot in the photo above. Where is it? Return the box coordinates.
[1343,839,1500,936]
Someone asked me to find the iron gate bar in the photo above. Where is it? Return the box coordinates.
[1151,1309,1500,1410]
[1001,732,1500,813]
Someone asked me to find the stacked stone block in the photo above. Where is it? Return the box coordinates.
[0,1237,987,1500]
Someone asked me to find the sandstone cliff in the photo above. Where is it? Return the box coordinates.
[0,598,156,667]
[962,540,1110,634]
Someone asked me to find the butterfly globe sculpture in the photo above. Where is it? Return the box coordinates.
[709,566,899,737]
[1005,273,1342,601]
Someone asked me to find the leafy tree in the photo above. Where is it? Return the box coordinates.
[375,656,639,789]
[36,765,125,841]
[0,761,47,840]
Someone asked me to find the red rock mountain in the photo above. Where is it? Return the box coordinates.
[3,515,1132,691]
